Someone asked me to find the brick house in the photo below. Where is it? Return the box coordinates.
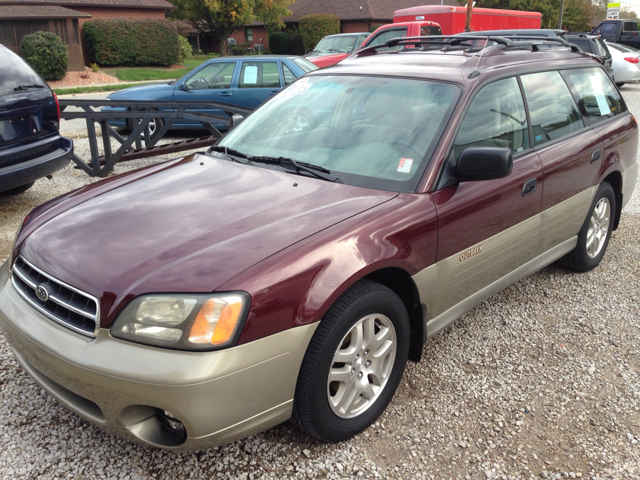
[0,0,174,69]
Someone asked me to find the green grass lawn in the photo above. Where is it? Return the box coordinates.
[111,55,218,82]
[53,83,145,95]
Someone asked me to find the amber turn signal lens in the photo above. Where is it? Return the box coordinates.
[188,296,245,345]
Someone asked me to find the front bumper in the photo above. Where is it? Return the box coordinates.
[0,261,317,450]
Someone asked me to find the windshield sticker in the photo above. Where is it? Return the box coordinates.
[276,77,311,101]
[589,75,611,116]
[397,158,413,173]
[243,66,258,84]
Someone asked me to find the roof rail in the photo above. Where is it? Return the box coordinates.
[356,34,580,56]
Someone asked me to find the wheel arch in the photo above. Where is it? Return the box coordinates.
[363,267,424,363]
[602,170,623,230]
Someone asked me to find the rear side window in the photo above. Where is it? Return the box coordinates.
[624,22,637,32]
[239,62,280,89]
[569,38,590,53]
[521,71,583,146]
[454,77,529,158]
[367,28,408,51]
[561,67,626,124]
[0,48,44,97]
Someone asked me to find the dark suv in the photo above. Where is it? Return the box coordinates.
[0,35,636,450]
[0,45,72,195]
[566,34,613,73]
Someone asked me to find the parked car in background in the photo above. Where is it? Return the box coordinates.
[566,34,613,76]
[0,45,72,196]
[305,33,369,69]
[1,35,636,451]
[591,19,640,50]
[104,56,317,135]
[606,42,640,87]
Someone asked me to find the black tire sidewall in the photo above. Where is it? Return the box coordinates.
[574,182,616,271]
[302,286,410,442]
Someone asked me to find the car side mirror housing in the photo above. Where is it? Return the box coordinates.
[177,83,186,91]
[454,147,513,182]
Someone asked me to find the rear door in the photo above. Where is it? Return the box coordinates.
[520,70,603,252]
[422,77,543,330]
[233,60,283,108]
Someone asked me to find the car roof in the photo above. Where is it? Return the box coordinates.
[458,29,564,37]
[320,46,603,85]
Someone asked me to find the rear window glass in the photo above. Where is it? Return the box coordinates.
[561,67,626,124]
[292,57,318,73]
[0,48,44,97]
[623,22,637,32]
[568,38,590,53]
[368,28,408,51]
[521,71,584,146]
[594,38,609,57]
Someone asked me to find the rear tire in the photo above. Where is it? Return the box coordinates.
[0,181,35,196]
[556,182,615,272]
[616,83,625,88]
[291,279,409,443]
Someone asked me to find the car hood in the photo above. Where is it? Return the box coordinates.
[107,83,175,101]
[20,153,397,326]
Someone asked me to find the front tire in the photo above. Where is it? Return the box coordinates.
[291,279,410,442]
[556,182,615,272]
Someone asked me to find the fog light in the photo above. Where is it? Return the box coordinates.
[157,410,186,442]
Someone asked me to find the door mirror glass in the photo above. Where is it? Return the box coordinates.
[455,147,513,181]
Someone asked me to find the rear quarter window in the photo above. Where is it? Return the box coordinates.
[561,67,626,125]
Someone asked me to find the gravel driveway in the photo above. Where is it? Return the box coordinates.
[0,86,639,480]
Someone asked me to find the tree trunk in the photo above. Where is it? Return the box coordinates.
[219,39,227,57]
[465,0,473,31]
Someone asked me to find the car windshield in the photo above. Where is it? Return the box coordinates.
[312,36,361,54]
[219,75,460,192]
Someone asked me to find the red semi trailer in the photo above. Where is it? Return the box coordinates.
[393,5,542,34]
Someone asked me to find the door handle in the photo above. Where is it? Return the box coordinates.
[219,92,233,97]
[269,90,279,96]
[522,178,537,197]
[591,149,602,163]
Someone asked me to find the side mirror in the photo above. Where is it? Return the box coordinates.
[177,83,186,91]
[454,147,513,182]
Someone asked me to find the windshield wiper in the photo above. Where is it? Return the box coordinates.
[250,156,342,183]
[207,145,253,164]
[14,84,45,91]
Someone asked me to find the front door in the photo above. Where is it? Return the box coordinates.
[414,77,543,336]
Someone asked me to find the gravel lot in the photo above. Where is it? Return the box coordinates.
[0,85,639,480]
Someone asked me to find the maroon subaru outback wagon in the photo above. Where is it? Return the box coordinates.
[0,36,637,450]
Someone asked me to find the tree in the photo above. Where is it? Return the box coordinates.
[593,0,638,24]
[168,0,294,55]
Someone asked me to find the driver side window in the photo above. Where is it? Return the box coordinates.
[367,28,408,51]
[454,77,529,159]
[185,62,236,90]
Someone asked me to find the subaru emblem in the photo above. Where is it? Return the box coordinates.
[35,284,49,302]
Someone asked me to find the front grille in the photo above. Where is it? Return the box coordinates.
[11,256,99,337]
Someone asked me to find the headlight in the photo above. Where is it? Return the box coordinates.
[111,293,249,351]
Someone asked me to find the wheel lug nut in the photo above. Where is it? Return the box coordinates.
[365,360,371,368]
[357,372,363,379]
[355,354,359,360]
[364,349,369,356]
[350,368,355,374]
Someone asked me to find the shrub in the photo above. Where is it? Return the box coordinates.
[83,19,179,66]
[20,31,68,81]
[177,35,193,64]
[90,63,99,72]
[269,32,292,54]
[299,13,340,52]
[230,42,251,55]
[370,23,385,33]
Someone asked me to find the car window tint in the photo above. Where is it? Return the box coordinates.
[561,67,626,124]
[421,26,442,35]
[454,77,529,158]
[368,28,408,51]
[239,62,281,88]
[185,62,235,90]
[282,63,295,86]
[219,76,460,192]
[624,22,637,32]
[521,71,583,146]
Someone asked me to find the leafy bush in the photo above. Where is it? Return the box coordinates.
[20,31,68,81]
[370,23,385,33]
[230,42,251,55]
[83,19,179,66]
[90,63,99,72]
[269,32,292,54]
[299,13,340,52]
[177,35,193,64]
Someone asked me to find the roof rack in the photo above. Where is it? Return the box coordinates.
[356,34,581,56]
